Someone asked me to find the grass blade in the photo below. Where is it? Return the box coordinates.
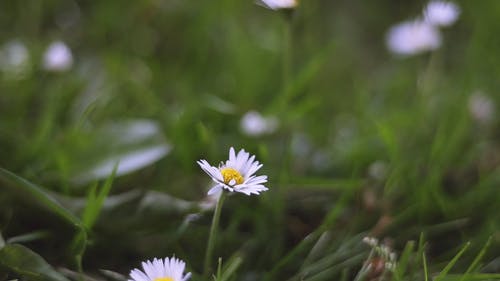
[391,240,416,281]
[460,237,493,281]
[0,167,83,229]
[218,255,243,281]
[435,242,471,281]
[81,163,117,230]
[423,251,429,281]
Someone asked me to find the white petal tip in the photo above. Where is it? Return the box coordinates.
[207,185,222,195]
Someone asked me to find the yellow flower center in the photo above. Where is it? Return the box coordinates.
[220,167,244,185]
[154,278,173,281]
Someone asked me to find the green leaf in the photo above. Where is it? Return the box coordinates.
[82,164,117,230]
[6,230,50,244]
[0,243,70,281]
[0,167,83,229]
[69,229,88,262]
[435,242,471,281]
[391,240,415,281]
[218,255,243,281]
[463,237,492,276]
[68,119,171,184]
[423,251,429,281]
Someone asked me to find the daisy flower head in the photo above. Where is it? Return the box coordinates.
[129,257,191,281]
[468,91,495,124]
[386,19,441,56]
[423,1,460,27]
[43,41,73,71]
[0,40,30,78]
[43,41,73,72]
[240,110,278,137]
[258,0,298,10]
[197,147,269,196]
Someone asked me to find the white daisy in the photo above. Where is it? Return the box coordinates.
[423,1,460,27]
[129,257,191,281]
[197,147,269,196]
[0,40,30,78]
[43,41,73,72]
[386,19,441,56]
[468,92,495,124]
[240,111,278,137]
[258,0,298,10]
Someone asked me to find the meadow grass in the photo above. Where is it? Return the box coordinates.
[0,1,499,281]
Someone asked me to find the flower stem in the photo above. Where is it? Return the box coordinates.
[204,191,226,277]
[282,14,292,95]
[278,12,293,114]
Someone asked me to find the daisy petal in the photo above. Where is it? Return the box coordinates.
[130,269,148,281]
[240,154,256,175]
[207,185,223,195]
[245,162,263,178]
[247,175,268,183]
[182,272,192,281]
[229,147,236,164]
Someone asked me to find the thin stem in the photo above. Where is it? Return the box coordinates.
[272,13,293,263]
[418,51,439,98]
[282,15,292,95]
[278,13,293,114]
[75,255,84,281]
[204,191,227,277]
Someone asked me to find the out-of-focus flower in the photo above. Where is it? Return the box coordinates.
[423,1,460,27]
[258,0,298,10]
[361,236,398,278]
[240,111,278,136]
[468,92,495,124]
[129,257,191,281]
[291,133,312,158]
[311,149,331,171]
[386,19,441,56]
[0,40,30,78]
[368,161,388,181]
[43,41,73,71]
[362,236,379,247]
[197,147,268,196]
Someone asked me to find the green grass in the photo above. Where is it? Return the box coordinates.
[1,1,499,280]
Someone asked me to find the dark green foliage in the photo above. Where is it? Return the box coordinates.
[0,244,69,281]
[0,0,499,280]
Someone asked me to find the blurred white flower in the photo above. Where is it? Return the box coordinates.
[386,19,441,56]
[368,160,388,181]
[43,41,73,71]
[129,257,191,281]
[423,1,460,27]
[468,92,495,124]
[258,0,297,10]
[0,40,30,78]
[240,111,278,136]
[197,147,268,196]
[311,149,331,171]
[291,133,312,158]
[362,236,379,247]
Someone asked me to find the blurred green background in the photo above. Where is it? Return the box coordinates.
[1,1,499,280]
